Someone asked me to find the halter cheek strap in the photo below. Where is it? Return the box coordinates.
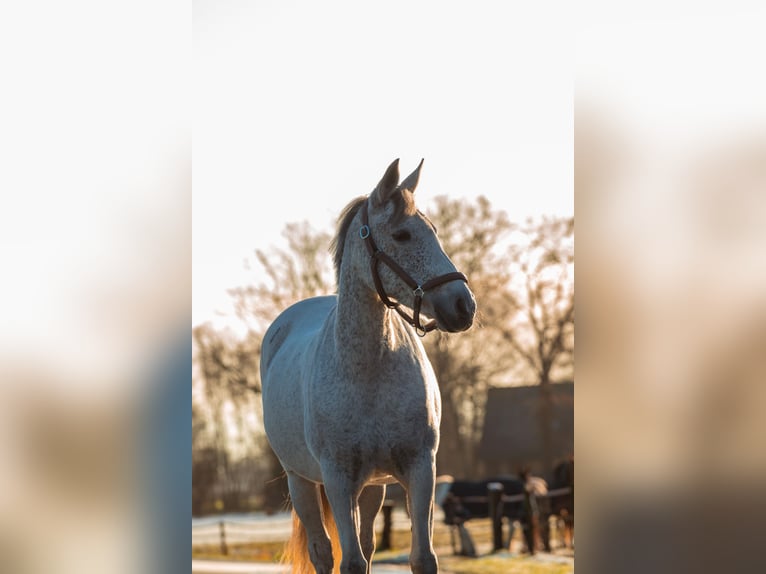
[359,200,468,335]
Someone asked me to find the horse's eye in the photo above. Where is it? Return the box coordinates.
[392,230,411,242]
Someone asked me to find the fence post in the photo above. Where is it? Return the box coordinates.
[379,500,394,551]
[487,482,504,552]
[219,520,228,556]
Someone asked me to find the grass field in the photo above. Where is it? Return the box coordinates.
[193,515,574,573]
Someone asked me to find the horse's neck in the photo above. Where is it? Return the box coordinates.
[334,273,403,364]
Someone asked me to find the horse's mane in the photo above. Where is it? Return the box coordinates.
[330,195,367,286]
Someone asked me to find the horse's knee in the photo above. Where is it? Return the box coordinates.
[340,555,368,574]
[410,551,438,574]
[360,536,375,561]
[308,539,334,574]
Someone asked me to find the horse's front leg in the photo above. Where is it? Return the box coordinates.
[358,484,386,573]
[405,454,439,574]
[321,462,367,574]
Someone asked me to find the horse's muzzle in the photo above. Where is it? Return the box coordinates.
[431,285,476,333]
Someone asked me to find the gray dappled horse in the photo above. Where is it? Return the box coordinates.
[261,159,476,574]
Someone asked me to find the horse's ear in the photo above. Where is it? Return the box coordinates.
[397,158,424,193]
[372,158,400,206]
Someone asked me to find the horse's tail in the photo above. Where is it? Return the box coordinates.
[281,485,341,574]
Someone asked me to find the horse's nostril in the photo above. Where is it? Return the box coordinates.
[455,296,468,318]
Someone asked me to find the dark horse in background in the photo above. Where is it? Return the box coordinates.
[440,458,574,554]
[441,475,540,554]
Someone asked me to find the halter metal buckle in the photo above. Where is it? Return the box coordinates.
[413,286,424,298]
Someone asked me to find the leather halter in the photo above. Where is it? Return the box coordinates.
[358,199,468,335]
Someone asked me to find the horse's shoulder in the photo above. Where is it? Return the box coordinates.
[262,295,337,366]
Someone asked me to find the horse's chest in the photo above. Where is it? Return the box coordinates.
[334,413,437,480]
[308,374,440,470]
[339,390,436,440]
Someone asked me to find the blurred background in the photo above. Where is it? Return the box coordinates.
[0,1,190,573]
[577,2,766,572]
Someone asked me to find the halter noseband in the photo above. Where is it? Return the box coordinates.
[359,199,468,336]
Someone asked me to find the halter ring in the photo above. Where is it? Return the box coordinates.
[413,286,425,298]
[359,225,370,239]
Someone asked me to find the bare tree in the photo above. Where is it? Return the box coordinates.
[192,403,217,516]
[499,216,575,474]
[422,195,519,477]
[192,324,263,511]
[230,222,335,332]
[502,216,574,386]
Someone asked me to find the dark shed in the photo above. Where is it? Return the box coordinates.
[478,382,573,478]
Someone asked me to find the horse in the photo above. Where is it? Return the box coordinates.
[441,475,547,555]
[260,159,477,574]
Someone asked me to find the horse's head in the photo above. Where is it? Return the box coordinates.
[358,158,477,333]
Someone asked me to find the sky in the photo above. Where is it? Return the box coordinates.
[193,1,574,330]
